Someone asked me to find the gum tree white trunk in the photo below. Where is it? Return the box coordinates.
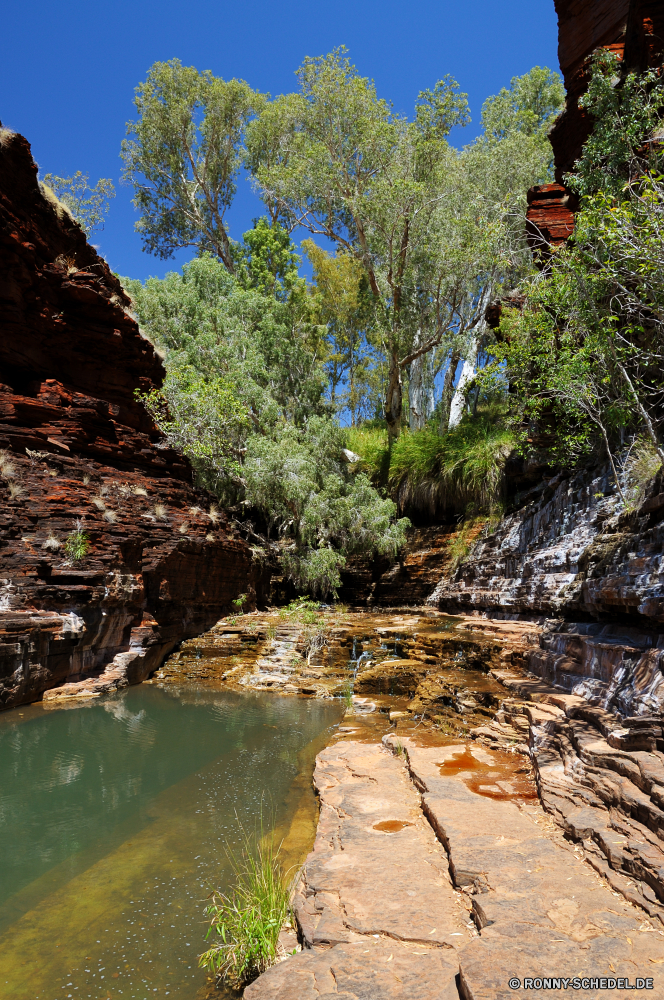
[448,334,478,429]
[409,331,425,431]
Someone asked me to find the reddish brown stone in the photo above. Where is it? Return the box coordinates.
[525,183,577,258]
[0,129,265,710]
[551,1,664,183]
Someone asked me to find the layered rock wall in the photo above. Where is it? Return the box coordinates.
[0,129,263,710]
[428,465,664,717]
[525,1,664,254]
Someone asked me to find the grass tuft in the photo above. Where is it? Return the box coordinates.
[346,413,515,516]
[133,485,148,497]
[102,509,118,523]
[64,527,90,561]
[208,504,221,525]
[199,827,292,989]
[0,450,17,479]
[624,437,662,508]
[8,481,25,499]
[153,503,168,520]
[42,533,61,552]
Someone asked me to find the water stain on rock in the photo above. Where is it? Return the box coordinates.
[437,746,537,802]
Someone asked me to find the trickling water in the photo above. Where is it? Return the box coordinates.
[0,686,342,1000]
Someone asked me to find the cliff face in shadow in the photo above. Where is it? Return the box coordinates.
[0,129,265,710]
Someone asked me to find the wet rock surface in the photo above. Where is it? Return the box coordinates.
[245,740,467,1000]
[428,465,664,717]
[155,610,538,732]
[0,131,260,709]
[474,665,664,924]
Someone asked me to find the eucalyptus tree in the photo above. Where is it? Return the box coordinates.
[41,172,115,237]
[444,66,565,427]
[246,47,481,438]
[121,59,267,272]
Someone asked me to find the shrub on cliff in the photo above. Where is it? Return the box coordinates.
[487,53,664,490]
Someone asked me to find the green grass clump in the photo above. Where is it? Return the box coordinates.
[64,528,90,561]
[346,413,516,515]
[277,596,321,625]
[624,437,662,508]
[341,675,354,711]
[199,831,291,989]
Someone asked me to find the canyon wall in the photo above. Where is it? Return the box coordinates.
[526,1,664,256]
[0,128,264,710]
[428,466,664,717]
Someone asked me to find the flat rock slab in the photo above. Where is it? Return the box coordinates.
[398,738,664,999]
[244,939,460,1000]
[245,740,468,999]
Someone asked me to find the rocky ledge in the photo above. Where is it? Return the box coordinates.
[247,736,664,999]
[428,464,664,719]
[0,129,262,709]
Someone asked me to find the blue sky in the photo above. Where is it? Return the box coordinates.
[2,0,559,281]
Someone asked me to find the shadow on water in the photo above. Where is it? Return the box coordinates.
[0,685,342,1000]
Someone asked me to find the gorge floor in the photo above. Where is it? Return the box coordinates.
[150,609,664,998]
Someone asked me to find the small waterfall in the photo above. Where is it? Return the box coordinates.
[345,640,372,704]
[354,650,372,681]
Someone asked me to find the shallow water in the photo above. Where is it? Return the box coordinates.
[0,685,342,1000]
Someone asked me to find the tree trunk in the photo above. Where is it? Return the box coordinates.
[439,348,460,433]
[408,330,425,432]
[448,334,479,430]
[385,349,403,440]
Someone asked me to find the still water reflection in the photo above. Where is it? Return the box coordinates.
[0,685,342,999]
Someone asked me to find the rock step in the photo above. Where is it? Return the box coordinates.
[247,737,664,999]
[41,649,145,701]
[398,737,664,998]
[245,741,468,999]
[476,667,664,916]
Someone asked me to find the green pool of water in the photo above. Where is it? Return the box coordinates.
[0,684,343,1000]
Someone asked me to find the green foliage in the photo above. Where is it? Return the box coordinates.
[138,365,249,485]
[247,48,550,436]
[232,594,248,612]
[64,528,90,562]
[41,172,115,237]
[566,50,664,198]
[243,417,409,596]
[480,66,564,142]
[126,255,408,595]
[486,56,664,482]
[235,217,303,299]
[277,596,321,624]
[199,830,290,989]
[121,59,266,270]
[124,252,326,456]
[347,414,516,515]
[492,170,664,474]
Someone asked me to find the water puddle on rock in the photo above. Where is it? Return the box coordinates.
[437,745,537,801]
[372,820,413,834]
[0,686,342,1000]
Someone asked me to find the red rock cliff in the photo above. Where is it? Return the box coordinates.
[0,129,264,710]
[526,1,664,253]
